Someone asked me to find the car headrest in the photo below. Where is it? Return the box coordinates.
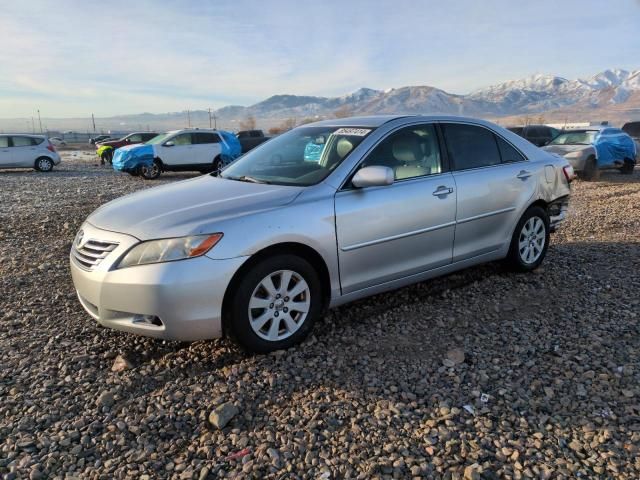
[336,138,354,159]
[392,134,423,163]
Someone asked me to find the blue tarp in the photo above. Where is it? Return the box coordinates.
[112,144,154,172]
[594,130,637,167]
[218,130,242,165]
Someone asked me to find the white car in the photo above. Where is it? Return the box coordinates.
[0,135,62,172]
[113,129,234,179]
[49,137,67,147]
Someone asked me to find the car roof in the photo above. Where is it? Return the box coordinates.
[0,133,46,138]
[305,114,518,128]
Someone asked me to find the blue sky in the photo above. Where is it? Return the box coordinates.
[1,0,639,117]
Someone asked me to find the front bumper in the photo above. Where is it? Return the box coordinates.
[69,223,248,341]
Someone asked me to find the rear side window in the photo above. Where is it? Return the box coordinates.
[442,123,501,170]
[32,137,44,145]
[0,137,8,148]
[496,136,526,163]
[194,132,221,144]
[11,136,34,147]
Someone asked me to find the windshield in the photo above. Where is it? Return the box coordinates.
[549,130,598,145]
[220,126,374,186]
[145,133,172,145]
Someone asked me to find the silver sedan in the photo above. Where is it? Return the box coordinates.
[70,115,573,352]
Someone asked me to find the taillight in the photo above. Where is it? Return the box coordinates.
[562,165,575,183]
[47,141,55,152]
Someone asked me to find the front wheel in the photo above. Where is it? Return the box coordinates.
[581,155,599,181]
[35,157,54,172]
[505,206,550,272]
[227,255,323,353]
[140,160,161,180]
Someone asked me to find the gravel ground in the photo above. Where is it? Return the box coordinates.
[1,152,639,479]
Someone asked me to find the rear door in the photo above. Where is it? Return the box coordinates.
[0,136,13,167]
[335,123,457,294]
[441,122,537,262]
[11,136,38,167]
[193,132,222,165]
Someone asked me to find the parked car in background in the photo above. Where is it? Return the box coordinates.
[89,135,111,145]
[0,135,61,171]
[508,125,561,147]
[111,129,241,179]
[71,115,572,352]
[95,132,158,164]
[49,137,67,147]
[237,129,271,153]
[622,121,640,150]
[543,127,636,180]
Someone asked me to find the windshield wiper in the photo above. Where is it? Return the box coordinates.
[224,175,270,184]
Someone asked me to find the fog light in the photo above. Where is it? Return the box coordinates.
[133,314,163,327]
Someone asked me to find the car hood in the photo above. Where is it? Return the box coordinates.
[88,175,304,240]
[542,144,592,156]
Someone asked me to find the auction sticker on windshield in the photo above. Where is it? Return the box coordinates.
[334,128,371,136]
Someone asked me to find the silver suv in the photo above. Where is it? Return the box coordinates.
[70,115,572,352]
[0,135,61,171]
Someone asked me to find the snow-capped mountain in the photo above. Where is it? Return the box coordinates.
[216,68,640,121]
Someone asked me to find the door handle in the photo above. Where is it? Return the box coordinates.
[517,170,532,180]
[432,186,454,196]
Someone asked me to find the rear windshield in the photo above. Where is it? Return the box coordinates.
[549,130,597,145]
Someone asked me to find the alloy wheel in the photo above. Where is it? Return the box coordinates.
[248,270,311,341]
[518,216,546,264]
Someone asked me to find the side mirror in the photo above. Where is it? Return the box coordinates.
[164,141,175,147]
[352,166,394,188]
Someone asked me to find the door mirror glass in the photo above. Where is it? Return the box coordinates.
[352,166,394,188]
[164,141,175,147]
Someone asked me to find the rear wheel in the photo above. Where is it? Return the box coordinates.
[227,254,322,353]
[212,157,224,176]
[581,155,599,181]
[34,157,54,172]
[140,160,161,180]
[620,158,635,175]
[506,206,550,272]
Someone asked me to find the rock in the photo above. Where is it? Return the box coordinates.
[208,402,239,429]
[445,347,466,365]
[111,354,134,372]
[464,464,481,480]
[96,391,114,408]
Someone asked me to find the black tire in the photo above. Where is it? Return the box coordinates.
[34,157,54,172]
[580,155,599,181]
[620,158,635,175]
[212,157,224,176]
[128,170,140,177]
[140,160,161,180]
[227,254,322,353]
[505,205,550,272]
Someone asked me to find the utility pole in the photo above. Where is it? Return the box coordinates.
[91,113,96,133]
[37,109,43,133]
[187,110,191,128]
[31,117,35,133]
[213,113,218,129]
[208,108,212,128]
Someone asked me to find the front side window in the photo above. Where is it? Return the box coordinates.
[128,134,142,142]
[0,136,9,148]
[171,133,193,146]
[221,126,373,186]
[442,123,501,170]
[362,124,442,180]
[11,136,34,147]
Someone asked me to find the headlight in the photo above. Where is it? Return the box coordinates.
[116,233,223,269]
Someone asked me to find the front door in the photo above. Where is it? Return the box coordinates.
[335,123,456,294]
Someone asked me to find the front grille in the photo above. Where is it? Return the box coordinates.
[72,239,119,270]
